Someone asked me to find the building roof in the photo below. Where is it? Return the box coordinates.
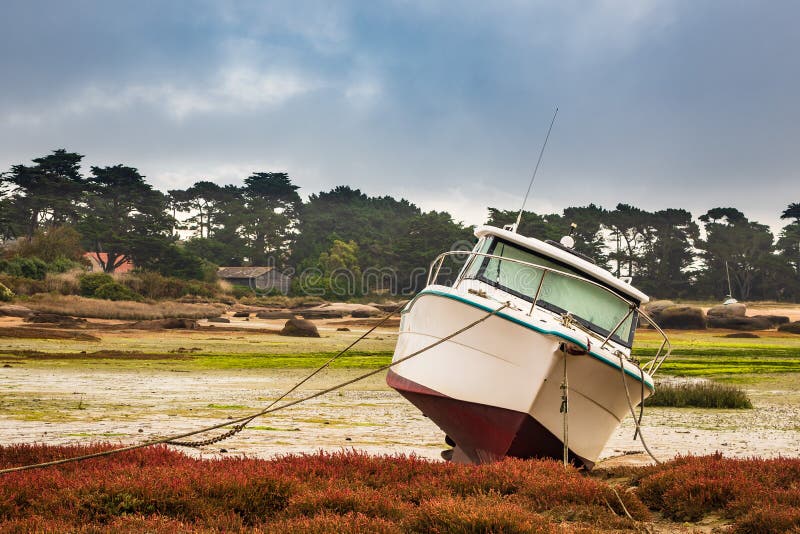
[217,266,275,279]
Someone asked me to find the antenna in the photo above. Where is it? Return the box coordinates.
[511,107,559,233]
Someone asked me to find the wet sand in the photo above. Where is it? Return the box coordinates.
[2,364,798,467]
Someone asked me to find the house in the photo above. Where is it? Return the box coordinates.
[217,266,291,295]
[84,253,135,274]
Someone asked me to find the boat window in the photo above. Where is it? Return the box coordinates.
[463,237,636,346]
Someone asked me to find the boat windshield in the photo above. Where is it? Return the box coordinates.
[462,237,636,346]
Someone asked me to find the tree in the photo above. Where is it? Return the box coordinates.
[79,165,174,272]
[696,208,777,300]
[393,211,474,294]
[781,202,800,223]
[486,206,606,264]
[295,239,362,298]
[169,181,238,239]
[240,173,301,267]
[292,186,418,269]
[777,202,800,299]
[634,209,699,298]
[0,149,86,239]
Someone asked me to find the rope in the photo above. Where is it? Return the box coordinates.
[559,349,569,467]
[168,302,408,447]
[617,353,661,465]
[0,302,507,476]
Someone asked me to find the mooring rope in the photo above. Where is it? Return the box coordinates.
[168,302,409,448]
[0,302,508,476]
[617,353,661,465]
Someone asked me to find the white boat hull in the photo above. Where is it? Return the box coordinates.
[387,287,654,468]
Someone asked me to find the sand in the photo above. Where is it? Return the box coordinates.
[2,364,799,468]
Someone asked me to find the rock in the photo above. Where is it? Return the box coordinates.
[336,327,351,331]
[129,318,198,330]
[374,301,410,313]
[707,315,772,331]
[298,303,381,319]
[297,309,345,319]
[724,332,760,338]
[707,303,747,318]
[0,304,33,317]
[642,300,675,325]
[656,306,707,330]
[207,317,231,324]
[352,309,380,318]
[280,318,320,338]
[778,321,800,335]
[753,315,790,327]
[232,311,250,318]
[255,310,296,319]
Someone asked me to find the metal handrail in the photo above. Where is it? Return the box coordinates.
[427,250,671,376]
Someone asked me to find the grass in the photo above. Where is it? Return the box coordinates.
[633,330,800,378]
[2,444,799,533]
[24,294,227,320]
[645,381,753,409]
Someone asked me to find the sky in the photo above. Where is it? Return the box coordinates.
[1,0,798,234]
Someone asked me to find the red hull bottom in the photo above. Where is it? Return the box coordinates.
[387,370,592,469]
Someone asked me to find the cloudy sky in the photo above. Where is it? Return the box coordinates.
[1,1,797,233]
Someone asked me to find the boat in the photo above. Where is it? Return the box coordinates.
[387,224,670,469]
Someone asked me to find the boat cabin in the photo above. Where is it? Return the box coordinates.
[453,226,648,348]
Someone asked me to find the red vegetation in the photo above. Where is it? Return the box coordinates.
[0,444,798,533]
[635,453,800,533]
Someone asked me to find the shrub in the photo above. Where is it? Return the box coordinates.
[48,256,83,273]
[405,494,553,533]
[122,271,217,300]
[0,282,13,302]
[44,270,82,295]
[645,381,752,409]
[0,274,47,296]
[12,226,85,262]
[79,272,115,297]
[93,282,142,302]
[0,257,48,280]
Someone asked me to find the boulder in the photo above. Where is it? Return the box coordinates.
[352,309,381,318]
[724,332,760,338]
[232,311,251,318]
[255,310,296,319]
[297,309,345,319]
[280,318,320,338]
[643,300,675,324]
[129,318,198,330]
[0,304,33,317]
[753,315,790,327]
[707,303,747,318]
[369,301,408,313]
[656,306,707,330]
[778,321,800,335]
[707,315,772,331]
[207,317,231,324]
[337,327,351,331]
[299,303,381,319]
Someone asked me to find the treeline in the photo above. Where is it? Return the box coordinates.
[1,149,798,301]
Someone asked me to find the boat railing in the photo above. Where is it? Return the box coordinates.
[427,250,671,375]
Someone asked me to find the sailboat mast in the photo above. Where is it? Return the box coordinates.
[725,261,734,298]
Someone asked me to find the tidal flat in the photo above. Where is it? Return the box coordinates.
[1,313,799,466]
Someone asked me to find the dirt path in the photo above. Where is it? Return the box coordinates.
[2,365,799,467]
